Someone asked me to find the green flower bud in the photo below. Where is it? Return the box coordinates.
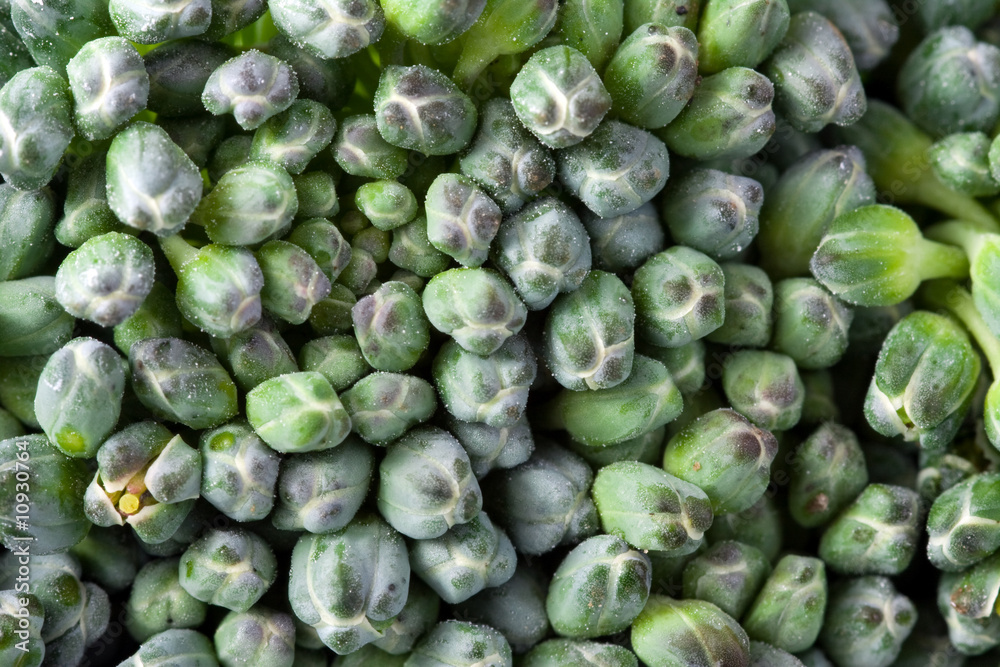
[109,0,210,43]
[375,64,477,156]
[105,121,203,236]
[930,132,1000,197]
[625,0,701,33]
[819,484,921,575]
[293,171,339,220]
[246,371,351,453]
[458,97,555,213]
[199,420,280,522]
[0,184,56,281]
[332,114,409,180]
[210,316,298,393]
[255,240,332,325]
[632,596,750,667]
[510,45,611,149]
[288,514,409,655]
[297,334,370,392]
[8,0,113,71]
[898,26,1000,137]
[592,461,712,555]
[604,23,699,129]
[722,350,804,432]
[54,231,154,328]
[0,590,43,667]
[70,526,143,594]
[202,50,299,131]
[0,435,91,554]
[581,202,665,273]
[567,425,667,468]
[372,578,440,655]
[938,569,1000,656]
[484,442,598,555]
[771,279,852,370]
[309,283,358,335]
[448,415,535,479]
[159,114,227,169]
[193,160,298,246]
[433,335,537,429]
[918,451,978,506]
[744,555,827,653]
[144,39,234,117]
[214,607,295,667]
[34,337,125,458]
[916,0,995,32]
[763,11,866,133]
[453,562,551,654]
[270,0,385,59]
[408,621,513,667]
[788,423,868,528]
[706,494,783,562]
[342,372,437,446]
[388,217,452,278]
[0,356,48,428]
[0,67,73,191]
[820,576,917,667]
[125,557,207,642]
[758,146,875,279]
[0,409,24,442]
[112,282,183,355]
[663,169,763,261]
[84,422,200,543]
[130,337,238,430]
[698,0,789,73]
[382,0,485,44]
[66,36,148,141]
[272,436,373,534]
[288,218,352,284]
[492,197,591,310]
[410,511,516,604]
[927,472,1000,572]
[425,174,502,268]
[0,277,75,357]
[203,0,268,40]
[179,527,276,613]
[705,264,773,347]
[787,0,898,71]
[352,281,430,372]
[864,311,979,450]
[546,534,651,639]
[552,0,623,72]
[664,408,779,515]
[119,629,217,667]
[423,268,526,357]
[523,639,638,667]
[658,66,775,161]
[378,425,482,539]
[354,181,417,233]
[249,99,336,175]
[942,550,1000,620]
[683,540,771,620]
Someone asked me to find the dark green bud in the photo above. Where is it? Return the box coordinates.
[270,0,385,59]
[214,607,296,667]
[546,534,652,639]
[0,590,43,667]
[382,0,486,44]
[743,555,827,653]
[484,442,598,555]
[288,218,352,284]
[9,0,113,71]
[249,99,337,175]
[179,527,277,613]
[202,50,299,130]
[54,232,154,327]
[458,97,555,213]
[293,171,340,220]
[210,316,299,393]
[604,23,699,129]
[34,337,125,458]
[771,278,853,370]
[624,0,701,33]
[918,451,978,506]
[375,64,477,156]
[763,11,866,133]
[706,263,773,347]
[788,422,868,528]
[130,337,238,430]
[0,67,74,191]
[119,629,217,667]
[144,39,234,117]
[898,26,1000,137]
[632,596,750,667]
[0,277,75,357]
[256,240,332,325]
[938,569,1000,656]
[927,472,1000,572]
[108,0,211,43]
[492,197,592,310]
[297,334,370,392]
[272,436,373,533]
[66,36,148,141]
[658,66,776,161]
[408,621,513,667]
[581,202,665,273]
[125,557,207,642]
[372,578,440,655]
[820,576,917,667]
[309,283,358,335]
[112,282,184,355]
[203,0,268,40]
[592,460,713,554]
[106,121,203,236]
[425,174,502,267]
[453,562,551,654]
[698,0,789,73]
[706,494,783,562]
[200,420,281,522]
[683,540,771,620]
[352,281,430,372]
[523,639,637,666]
[568,425,666,467]
[246,371,351,453]
[0,356,51,429]
[55,153,126,249]
[389,217,452,277]
[510,45,612,149]
[448,415,535,479]
[722,350,804,432]
[159,114,228,169]
[332,114,409,180]
[552,0,624,72]
[342,372,437,446]
[787,0,899,71]
[355,180,417,232]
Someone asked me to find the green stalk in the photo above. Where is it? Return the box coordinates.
[159,234,198,274]
[915,237,972,282]
[923,280,1000,372]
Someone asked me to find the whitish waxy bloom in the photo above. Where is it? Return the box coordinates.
[106,122,203,236]
[54,232,155,327]
[66,37,149,141]
[377,425,482,540]
[202,50,300,131]
[819,576,917,667]
[35,337,126,459]
[288,515,410,655]
[192,160,299,246]
[270,0,385,59]
[246,371,351,454]
[927,472,1000,572]
[408,621,513,666]
[511,45,612,149]
[352,281,430,372]
[0,67,75,191]
[592,461,714,555]
[118,629,217,667]
[84,421,201,544]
